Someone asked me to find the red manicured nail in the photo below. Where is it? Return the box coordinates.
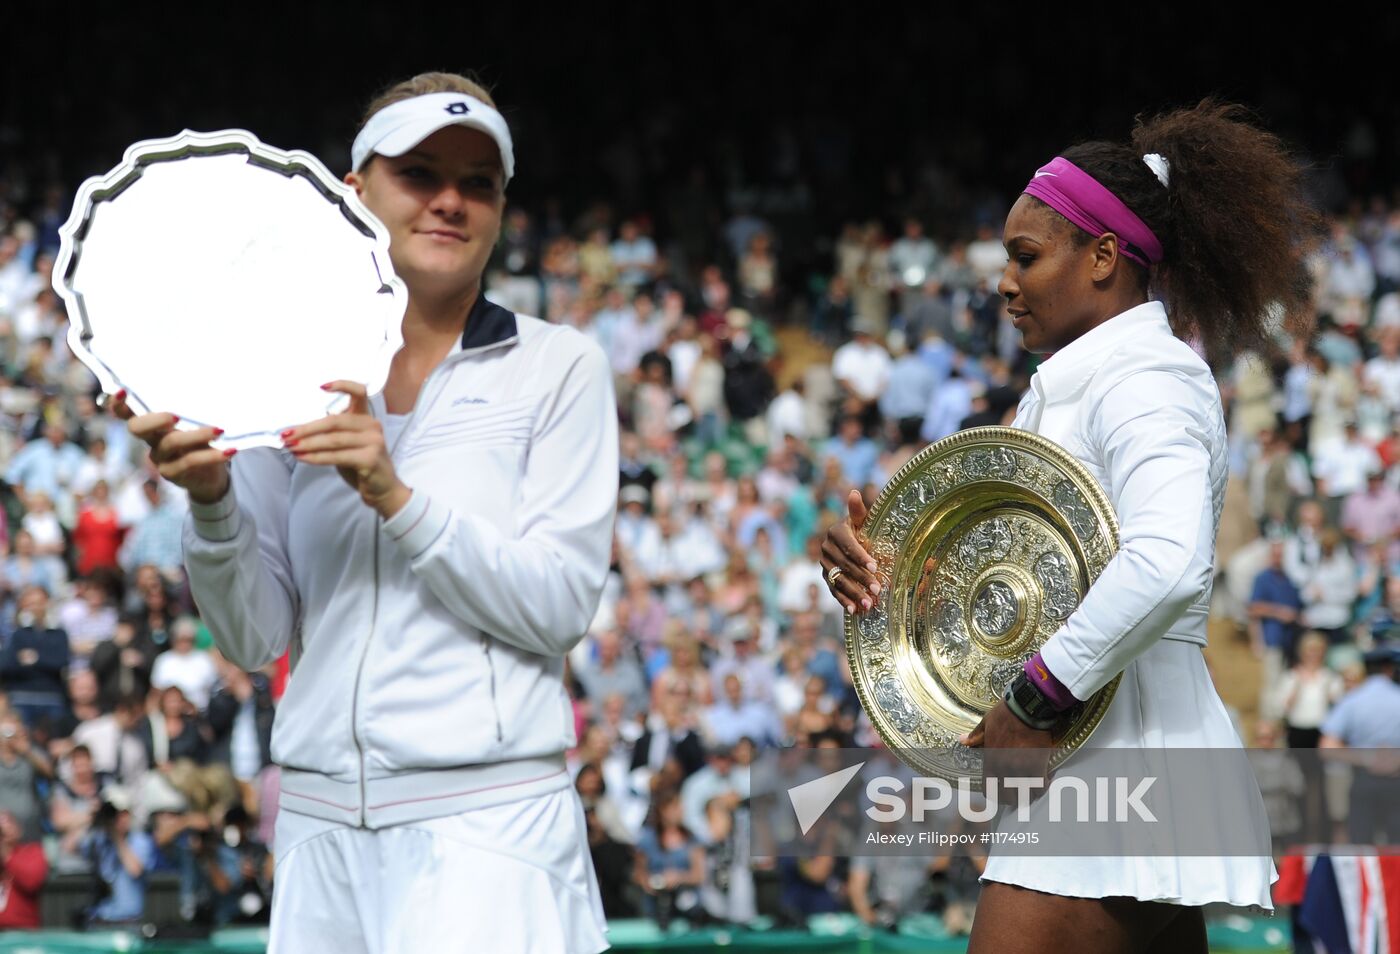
[280,429,294,439]
[320,382,335,391]
[170,415,180,424]
[212,428,225,437]
[222,448,237,459]
[115,389,126,401]
[283,438,299,448]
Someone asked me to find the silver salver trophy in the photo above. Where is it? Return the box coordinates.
[53,129,407,448]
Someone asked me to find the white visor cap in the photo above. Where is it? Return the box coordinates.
[350,92,514,184]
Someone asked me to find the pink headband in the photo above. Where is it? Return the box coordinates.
[1022,157,1164,267]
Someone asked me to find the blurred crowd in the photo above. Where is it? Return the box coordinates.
[2,156,1400,934]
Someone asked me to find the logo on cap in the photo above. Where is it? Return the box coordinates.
[445,102,471,116]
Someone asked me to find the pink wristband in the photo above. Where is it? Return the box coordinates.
[1024,651,1079,712]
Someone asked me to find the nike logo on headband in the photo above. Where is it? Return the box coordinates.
[1033,171,1057,178]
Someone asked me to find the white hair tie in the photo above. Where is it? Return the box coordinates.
[1143,153,1170,188]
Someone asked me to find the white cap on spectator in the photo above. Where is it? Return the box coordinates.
[101,784,134,812]
[351,92,515,183]
[722,617,755,642]
[619,484,650,506]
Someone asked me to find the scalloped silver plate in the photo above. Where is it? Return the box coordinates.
[54,129,406,449]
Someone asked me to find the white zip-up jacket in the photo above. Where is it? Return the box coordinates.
[182,299,619,828]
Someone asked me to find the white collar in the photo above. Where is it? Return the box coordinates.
[1032,300,1170,404]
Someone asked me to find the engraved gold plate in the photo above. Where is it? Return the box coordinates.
[845,426,1121,782]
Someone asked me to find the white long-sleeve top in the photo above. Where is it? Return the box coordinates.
[1012,301,1227,700]
[182,301,619,828]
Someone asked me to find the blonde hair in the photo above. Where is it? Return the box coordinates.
[1297,630,1329,660]
[359,71,497,133]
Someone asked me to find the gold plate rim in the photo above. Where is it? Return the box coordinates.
[842,426,1122,781]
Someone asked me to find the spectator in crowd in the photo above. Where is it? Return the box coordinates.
[89,614,155,711]
[848,224,892,337]
[57,572,118,663]
[206,661,275,804]
[849,821,938,929]
[1250,718,1307,849]
[921,367,978,443]
[72,693,149,791]
[1283,498,1327,583]
[1247,539,1303,682]
[1294,528,1358,643]
[117,479,185,579]
[143,686,211,769]
[720,309,774,440]
[878,333,937,434]
[81,785,157,926]
[702,675,779,749]
[1306,350,1358,460]
[822,414,878,489]
[889,218,939,300]
[1,584,70,726]
[50,744,102,872]
[576,628,649,721]
[1314,422,1381,521]
[1363,328,1400,412]
[1247,425,1310,532]
[631,691,705,781]
[709,617,775,704]
[71,479,123,576]
[633,791,705,929]
[0,713,52,841]
[1320,645,1400,843]
[577,765,636,918]
[679,743,749,845]
[831,319,891,416]
[737,233,778,316]
[1,531,60,616]
[20,491,64,562]
[612,220,658,291]
[1341,466,1400,560]
[5,419,84,515]
[812,275,853,345]
[150,616,218,712]
[575,761,633,847]
[776,812,848,926]
[50,670,101,745]
[0,807,47,929]
[650,631,713,710]
[786,675,838,746]
[1271,631,1344,839]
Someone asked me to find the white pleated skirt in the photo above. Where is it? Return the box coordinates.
[268,785,610,953]
[980,638,1278,912]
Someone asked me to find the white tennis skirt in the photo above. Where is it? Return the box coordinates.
[268,785,610,953]
[980,638,1278,911]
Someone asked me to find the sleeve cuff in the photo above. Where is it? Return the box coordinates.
[1024,649,1079,712]
[188,485,243,542]
[381,490,451,561]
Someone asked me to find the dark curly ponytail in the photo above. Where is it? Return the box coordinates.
[1057,100,1321,361]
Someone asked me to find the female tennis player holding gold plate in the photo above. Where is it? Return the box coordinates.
[120,73,614,953]
[824,101,1318,953]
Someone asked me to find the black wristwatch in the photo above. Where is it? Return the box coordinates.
[1003,672,1061,731]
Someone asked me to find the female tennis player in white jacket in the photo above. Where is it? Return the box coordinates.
[121,73,615,953]
[823,101,1320,953]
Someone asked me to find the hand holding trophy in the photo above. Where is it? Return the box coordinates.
[56,129,408,474]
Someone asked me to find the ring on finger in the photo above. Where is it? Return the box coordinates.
[826,565,844,587]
